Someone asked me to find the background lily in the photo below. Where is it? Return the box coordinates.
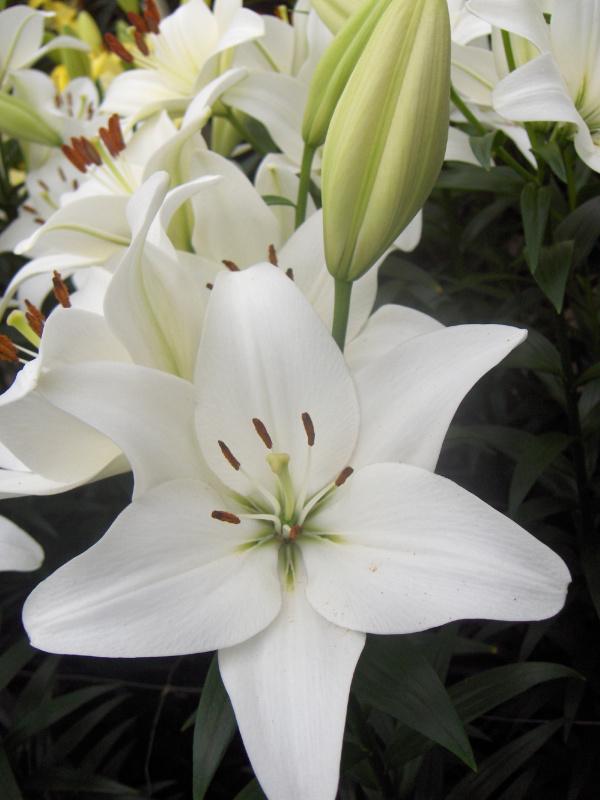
[0,514,43,571]
[24,265,569,800]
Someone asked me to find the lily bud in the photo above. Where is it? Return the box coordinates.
[61,26,91,79]
[302,0,394,150]
[322,0,450,282]
[75,11,104,53]
[0,92,62,147]
[311,0,362,34]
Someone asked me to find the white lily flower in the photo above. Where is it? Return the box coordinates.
[102,0,264,122]
[469,0,600,171]
[24,264,569,800]
[0,514,43,572]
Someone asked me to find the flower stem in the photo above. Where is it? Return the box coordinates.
[295,143,315,229]
[332,278,352,351]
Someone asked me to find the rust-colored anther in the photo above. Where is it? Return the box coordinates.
[127,11,148,33]
[81,137,102,166]
[37,179,50,192]
[288,524,301,540]
[99,125,116,157]
[104,33,134,63]
[34,217,45,225]
[268,244,278,266]
[24,300,45,338]
[0,335,19,363]
[301,412,315,446]
[144,0,161,32]
[54,93,63,109]
[335,466,354,487]
[252,417,273,449]
[222,259,240,272]
[134,30,149,56]
[218,440,241,471]
[58,166,67,182]
[61,144,88,174]
[71,137,90,165]
[108,113,126,153]
[22,204,37,214]
[52,271,71,309]
[285,268,294,281]
[211,510,241,524]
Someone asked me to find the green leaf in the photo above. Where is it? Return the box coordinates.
[469,131,497,170]
[437,165,523,194]
[534,240,574,313]
[508,431,571,513]
[555,195,600,268]
[386,662,580,768]
[578,362,600,386]
[233,778,267,800]
[0,745,22,800]
[354,636,475,770]
[51,695,127,763]
[192,654,237,800]
[501,328,562,375]
[532,141,567,182]
[520,183,552,273]
[261,194,296,208]
[446,720,562,800]
[0,638,35,692]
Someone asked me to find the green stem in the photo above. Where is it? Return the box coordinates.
[501,29,517,72]
[295,143,315,229]
[332,278,352,351]
[564,147,577,211]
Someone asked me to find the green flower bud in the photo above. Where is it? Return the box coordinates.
[0,92,62,147]
[322,0,450,283]
[61,26,91,79]
[75,12,103,53]
[311,0,362,35]
[302,0,394,150]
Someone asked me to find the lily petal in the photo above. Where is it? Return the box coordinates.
[466,0,550,53]
[0,516,43,572]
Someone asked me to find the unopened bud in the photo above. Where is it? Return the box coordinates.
[0,93,62,147]
[322,0,450,282]
[75,12,103,53]
[311,0,362,34]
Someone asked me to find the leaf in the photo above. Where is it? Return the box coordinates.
[261,194,296,208]
[233,778,267,800]
[577,362,600,386]
[354,636,475,770]
[508,432,571,513]
[532,141,567,182]
[445,720,562,800]
[469,131,497,170]
[0,745,22,800]
[534,240,574,313]
[502,328,562,375]
[51,695,127,763]
[555,196,600,268]
[520,183,552,273]
[386,662,580,768]
[192,654,237,800]
[0,638,35,692]
[436,165,523,194]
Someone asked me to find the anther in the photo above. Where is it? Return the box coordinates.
[206,282,213,290]
[52,271,71,308]
[24,300,45,338]
[288,524,301,540]
[58,167,67,182]
[109,114,126,152]
[61,144,87,174]
[144,0,161,33]
[134,30,150,56]
[104,33,134,63]
[127,11,148,33]
[212,510,241,524]
[268,244,278,266]
[0,335,19,363]
[34,217,45,225]
[301,412,315,446]
[72,179,79,191]
[22,204,36,214]
[37,179,49,192]
[222,259,240,272]
[286,268,294,281]
[218,440,240,471]
[335,466,353,487]
[252,418,273,449]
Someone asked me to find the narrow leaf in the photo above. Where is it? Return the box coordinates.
[261,194,296,208]
[532,141,566,182]
[233,778,267,800]
[534,240,574,313]
[555,196,600,268]
[0,638,35,692]
[520,183,552,273]
[469,131,497,171]
[508,432,571,513]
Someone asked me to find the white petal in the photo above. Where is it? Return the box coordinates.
[24,480,281,656]
[345,304,444,375]
[195,264,359,498]
[254,153,314,242]
[451,41,497,107]
[0,516,43,572]
[393,210,422,252]
[0,7,44,73]
[466,0,550,52]
[304,463,571,634]
[0,455,127,499]
[219,567,365,800]
[214,2,265,52]
[352,324,526,471]
[445,126,480,165]
[551,0,600,106]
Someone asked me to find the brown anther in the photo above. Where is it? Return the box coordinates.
[134,29,149,56]
[206,282,213,290]
[22,204,37,214]
[54,93,63,108]
[252,418,273,449]
[285,268,294,281]
[52,271,71,308]
[301,412,315,446]
[218,440,240,471]
[66,92,73,109]
[127,11,148,33]
[24,300,45,337]
[37,179,50,192]
[87,102,94,120]
[335,466,354,487]
[72,179,79,191]
[212,510,241,524]
[104,32,134,63]
[144,0,161,32]
[81,137,102,166]
[222,259,240,272]
[288,524,302,540]
[0,335,19,363]
[34,217,45,225]
[61,143,88,174]
[108,113,126,152]
[267,244,278,266]
[58,166,67,182]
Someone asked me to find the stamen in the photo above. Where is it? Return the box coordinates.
[335,466,353,487]
[211,510,241,524]
[61,144,87,174]
[52,271,71,308]
[206,282,213,290]
[37,179,49,192]
[289,524,301,540]
[268,244,278,266]
[127,11,148,33]
[24,300,45,338]
[144,0,161,32]
[22,204,37,214]
[34,217,45,225]
[222,259,240,272]
[0,335,19,363]
[58,167,67,182]
[286,268,294,281]
[109,114,126,153]
[252,417,273,449]
[72,179,79,191]
[7,310,41,348]
[104,33,134,63]
[301,412,315,446]
[218,440,240,471]
[134,30,150,56]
